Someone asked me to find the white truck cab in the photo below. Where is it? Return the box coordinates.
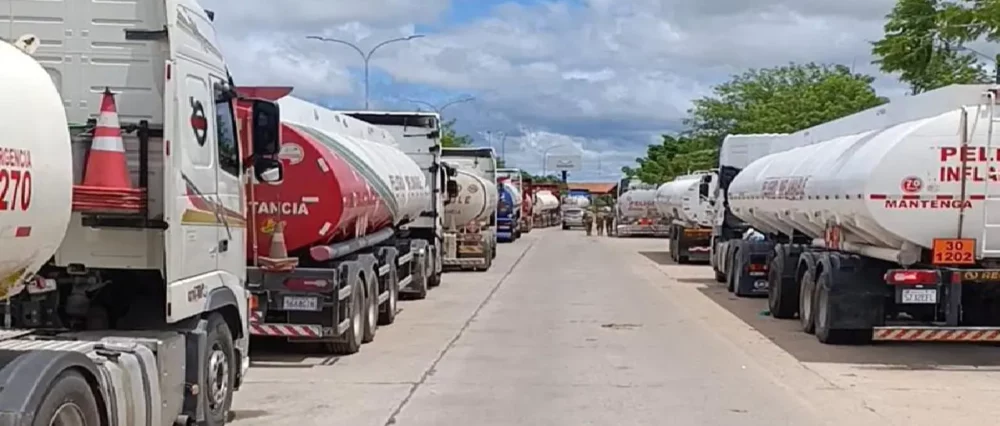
[0,1,282,424]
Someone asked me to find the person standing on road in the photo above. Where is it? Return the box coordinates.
[583,209,594,236]
[595,210,605,236]
[604,213,614,237]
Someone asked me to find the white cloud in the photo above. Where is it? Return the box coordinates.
[202,0,907,181]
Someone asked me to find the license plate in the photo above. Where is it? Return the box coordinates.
[900,288,937,304]
[282,296,319,311]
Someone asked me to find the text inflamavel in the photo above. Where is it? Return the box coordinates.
[884,146,995,210]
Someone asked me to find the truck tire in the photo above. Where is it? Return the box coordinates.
[427,246,442,288]
[813,268,869,345]
[378,263,398,326]
[767,247,799,319]
[799,268,818,334]
[328,273,364,355]
[362,271,378,344]
[410,260,429,300]
[32,370,101,426]
[204,313,236,426]
[726,251,737,293]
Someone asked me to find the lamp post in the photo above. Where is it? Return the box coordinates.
[306,34,425,109]
[480,131,507,164]
[404,96,475,115]
[541,144,576,176]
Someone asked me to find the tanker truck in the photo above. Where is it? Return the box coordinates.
[339,111,449,286]
[710,134,787,293]
[616,185,669,238]
[498,169,533,233]
[533,190,560,228]
[561,194,591,230]
[0,5,282,424]
[239,92,445,354]
[726,84,1000,345]
[496,177,524,242]
[440,165,498,271]
[442,147,499,262]
[655,171,717,263]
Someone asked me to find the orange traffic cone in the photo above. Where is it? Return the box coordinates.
[258,221,298,272]
[72,88,145,214]
[81,88,132,189]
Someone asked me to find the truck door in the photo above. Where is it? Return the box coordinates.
[210,77,247,293]
[163,56,227,320]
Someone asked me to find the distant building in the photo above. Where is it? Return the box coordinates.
[566,182,617,196]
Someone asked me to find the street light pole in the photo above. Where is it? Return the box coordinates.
[404,96,475,114]
[481,131,507,164]
[306,34,424,109]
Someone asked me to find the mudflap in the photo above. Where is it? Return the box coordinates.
[816,253,885,342]
[733,240,774,297]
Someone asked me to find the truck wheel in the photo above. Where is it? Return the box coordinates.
[411,262,429,300]
[768,251,799,319]
[204,313,236,426]
[363,273,378,344]
[427,247,442,288]
[32,370,101,426]
[378,263,398,326]
[726,252,738,293]
[799,268,818,334]
[328,275,364,354]
[813,269,868,345]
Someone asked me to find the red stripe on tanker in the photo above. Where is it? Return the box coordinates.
[443,168,497,228]
[238,94,431,260]
[726,101,1000,255]
[618,188,660,219]
[0,43,73,290]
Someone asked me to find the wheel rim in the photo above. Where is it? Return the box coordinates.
[352,292,363,340]
[817,286,829,330]
[208,345,229,413]
[49,402,86,426]
[389,274,397,313]
[367,283,377,328]
[801,275,813,325]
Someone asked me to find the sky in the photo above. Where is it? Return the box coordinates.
[201,0,909,182]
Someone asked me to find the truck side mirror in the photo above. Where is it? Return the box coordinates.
[699,182,709,198]
[251,99,280,157]
[255,157,283,184]
[446,180,459,199]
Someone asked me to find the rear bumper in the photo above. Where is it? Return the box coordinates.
[616,224,669,235]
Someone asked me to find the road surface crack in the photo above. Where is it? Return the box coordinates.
[383,239,538,426]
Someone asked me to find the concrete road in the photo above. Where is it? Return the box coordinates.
[233,229,1000,426]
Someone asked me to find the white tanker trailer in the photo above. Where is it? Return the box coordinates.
[654,171,717,263]
[723,84,1000,345]
[442,167,498,271]
[533,190,559,214]
[615,189,669,238]
[441,147,500,270]
[0,5,284,424]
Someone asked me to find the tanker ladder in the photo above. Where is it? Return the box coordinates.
[763,238,1000,345]
[668,221,712,264]
[247,230,433,355]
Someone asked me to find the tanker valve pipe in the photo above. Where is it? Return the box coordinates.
[311,227,395,262]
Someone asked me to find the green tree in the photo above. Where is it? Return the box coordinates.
[871,0,988,94]
[440,119,473,148]
[626,63,886,184]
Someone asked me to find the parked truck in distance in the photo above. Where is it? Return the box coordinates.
[711,134,787,296]
[496,176,524,242]
[656,171,718,263]
[243,92,443,355]
[441,159,498,271]
[442,147,499,260]
[561,190,592,230]
[723,84,1000,345]
[616,179,669,237]
[0,3,282,423]
[498,168,532,234]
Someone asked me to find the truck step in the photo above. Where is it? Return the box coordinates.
[873,326,1000,342]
